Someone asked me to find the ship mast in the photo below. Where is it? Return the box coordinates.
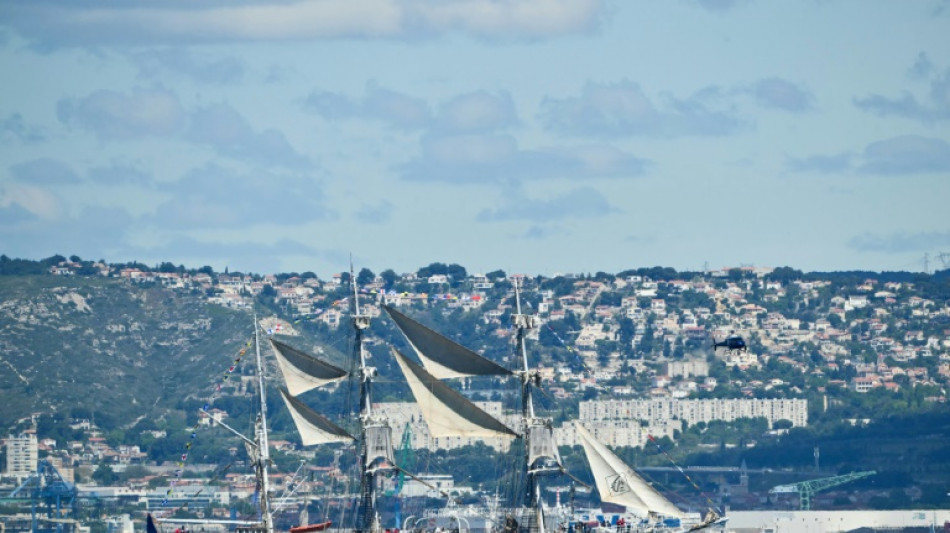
[512,279,542,530]
[512,278,565,533]
[514,278,535,419]
[351,263,388,533]
[253,313,276,533]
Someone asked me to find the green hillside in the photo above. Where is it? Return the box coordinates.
[0,275,251,430]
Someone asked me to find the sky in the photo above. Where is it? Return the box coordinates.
[1,0,949,279]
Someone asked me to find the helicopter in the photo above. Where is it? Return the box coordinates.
[713,333,747,352]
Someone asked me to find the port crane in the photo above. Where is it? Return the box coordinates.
[769,470,876,510]
[7,459,78,533]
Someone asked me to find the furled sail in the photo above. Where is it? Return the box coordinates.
[390,347,519,439]
[363,420,396,465]
[278,387,355,446]
[527,421,562,468]
[575,423,685,518]
[270,339,347,396]
[384,306,512,379]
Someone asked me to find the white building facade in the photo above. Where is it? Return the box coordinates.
[5,432,38,479]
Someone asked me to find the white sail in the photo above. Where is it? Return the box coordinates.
[576,423,685,518]
[391,347,519,439]
[269,339,347,396]
[363,420,395,465]
[527,421,562,468]
[278,387,355,446]
[385,306,512,379]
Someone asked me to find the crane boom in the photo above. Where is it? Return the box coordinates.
[770,470,876,510]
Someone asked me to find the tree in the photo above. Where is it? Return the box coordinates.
[772,419,794,430]
[356,267,375,287]
[827,313,843,329]
[44,254,67,266]
[260,284,276,298]
[417,262,448,278]
[92,464,117,485]
[380,269,397,290]
[542,276,576,297]
[486,269,507,281]
[767,266,804,284]
[446,263,467,282]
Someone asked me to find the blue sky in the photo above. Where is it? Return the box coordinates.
[1,0,949,278]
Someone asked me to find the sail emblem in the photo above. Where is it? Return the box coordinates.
[607,474,631,495]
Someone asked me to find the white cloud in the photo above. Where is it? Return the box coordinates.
[540,79,745,138]
[131,48,245,84]
[4,0,605,47]
[56,88,308,168]
[87,162,154,186]
[400,133,648,183]
[521,224,569,239]
[750,78,815,113]
[305,85,517,134]
[355,200,394,224]
[304,83,432,130]
[476,186,619,221]
[10,158,81,185]
[0,202,36,225]
[151,164,334,229]
[689,0,747,11]
[57,87,186,140]
[186,103,310,168]
[858,135,950,175]
[434,90,519,134]
[907,51,934,80]
[787,136,950,176]
[0,183,64,220]
[1,113,47,144]
[854,55,950,123]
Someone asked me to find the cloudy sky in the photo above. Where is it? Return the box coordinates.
[1,1,949,278]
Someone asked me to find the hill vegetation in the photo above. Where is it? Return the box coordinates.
[0,273,250,430]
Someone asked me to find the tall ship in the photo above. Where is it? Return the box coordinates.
[155,266,446,533]
[263,266,465,533]
[382,278,725,533]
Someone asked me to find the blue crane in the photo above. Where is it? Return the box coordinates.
[9,460,78,533]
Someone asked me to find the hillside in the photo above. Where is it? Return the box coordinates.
[0,275,252,430]
[1,261,949,510]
